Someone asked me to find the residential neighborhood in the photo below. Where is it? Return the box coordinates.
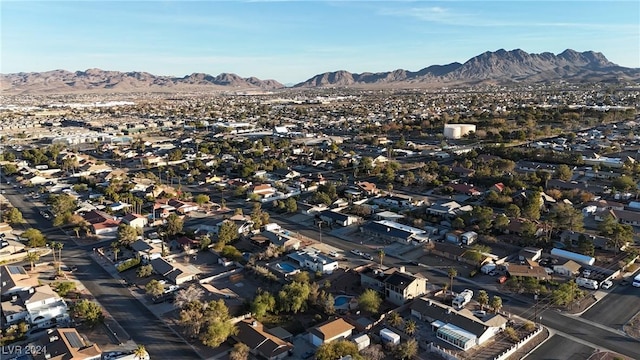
[1,85,639,360]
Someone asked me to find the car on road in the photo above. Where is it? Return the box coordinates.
[601,280,613,290]
[361,253,373,261]
[350,249,362,256]
[328,251,339,257]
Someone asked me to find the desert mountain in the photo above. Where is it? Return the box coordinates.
[0,69,284,94]
[294,49,639,87]
[2,49,638,94]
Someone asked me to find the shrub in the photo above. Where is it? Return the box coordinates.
[504,327,519,342]
[116,257,141,272]
[523,321,536,332]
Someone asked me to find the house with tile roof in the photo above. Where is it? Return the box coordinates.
[0,265,39,297]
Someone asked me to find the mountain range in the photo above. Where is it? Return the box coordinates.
[2,49,638,94]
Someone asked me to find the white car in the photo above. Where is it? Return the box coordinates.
[328,251,339,257]
[350,249,362,256]
[601,280,613,290]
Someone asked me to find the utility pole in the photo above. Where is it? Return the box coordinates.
[318,221,323,244]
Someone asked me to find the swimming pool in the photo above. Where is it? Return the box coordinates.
[277,263,297,273]
[334,295,354,309]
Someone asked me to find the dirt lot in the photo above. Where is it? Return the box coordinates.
[623,311,640,339]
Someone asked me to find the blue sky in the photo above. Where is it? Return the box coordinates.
[2,1,639,83]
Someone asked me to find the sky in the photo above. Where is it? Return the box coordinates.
[2,1,639,84]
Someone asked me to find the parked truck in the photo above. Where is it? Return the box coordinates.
[576,277,599,290]
[452,289,474,308]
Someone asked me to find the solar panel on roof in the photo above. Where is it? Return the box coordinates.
[8,266,26,275]
[64,331,84,348]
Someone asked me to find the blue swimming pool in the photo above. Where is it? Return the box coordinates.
[334,295,352,307]
[278,263,297,273]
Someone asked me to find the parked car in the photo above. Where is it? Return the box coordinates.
[350,249,362,256]
[582,269,592,278]
[329,251,339,257]
[361,253,373,261]
[497,275,508,284]
[601,280,613,290]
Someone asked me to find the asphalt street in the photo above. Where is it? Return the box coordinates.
[524,334,594,360]
[581,283,640,330]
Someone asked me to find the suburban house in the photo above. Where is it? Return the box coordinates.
[596,209,640,227]
[361,220,430,244]
[360,266,428,306]
[167,199,199,214]
[149,258,198,285]
[560,230,621,251]
[82,210,120,236]
[234,319,294,360]
[32,327,102,360]
[250,225,301,251]
[372,194,423,209]
[318,210,360,227]
[427,201,472,218]
[356,181,379,196]
[287,250,339,274]
[2,285,69,329]
[506,264,549,280]
[250,184,277,199]
[121,213,148,229]
[553,259,582,277]
[130,239,164,261]
[308,318,355,346]
[410,297,508,351]
[1,265,39,297]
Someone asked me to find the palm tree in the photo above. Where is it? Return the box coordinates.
[387,312,403,328]
[24,251,40,271]
[447,267,457,296]
[133,344,148,360]
[377,249,385,270]
[53,242,64,273]
[111,242,120,262]
[477,290,489,310]
[404,319,417,336]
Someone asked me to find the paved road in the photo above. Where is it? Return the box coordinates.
[581,282,640,330]
[65,248,201,359]
[525,334,594,360]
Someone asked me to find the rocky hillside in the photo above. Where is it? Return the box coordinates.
[0,69,284,94]
[294,49,639,87]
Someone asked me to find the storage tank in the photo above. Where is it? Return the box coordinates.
[550,248,595,266]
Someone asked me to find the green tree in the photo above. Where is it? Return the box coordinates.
[395,338,418,360]
[612,175,637,191]
[133,344,148,360]
[447,267,457,295]
[377,248,385,269]
[278,281,311,313]
[505,204,521,218]
[548,203,583,231]
[284,197,298,213]
[523,191,542,220]
[358,289,382,314]
[24,251,40,271]
[54,281,76,297]
[200,299,238,348]
[552,281,581,306]
[490,295,503,313]
[555,164,573,181]
[194,194,210,206]
[137,264,153,278]
[117,224,139,246]
[494,214,510,232]
[251,290,276,318]
[452,217,465,230]
[477,290,489,310]
[229,343,250,360]
[72,300,104,325]
[23,228,46,247]
[49,193,77,226]
[217,221,239,248]
[387,311,403,328]
[199,235,212,250]
[165,213,184,236]
[404,319,417,336]
[145,279,164,297]
[4,207,25,225]
[316,340,363,360]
